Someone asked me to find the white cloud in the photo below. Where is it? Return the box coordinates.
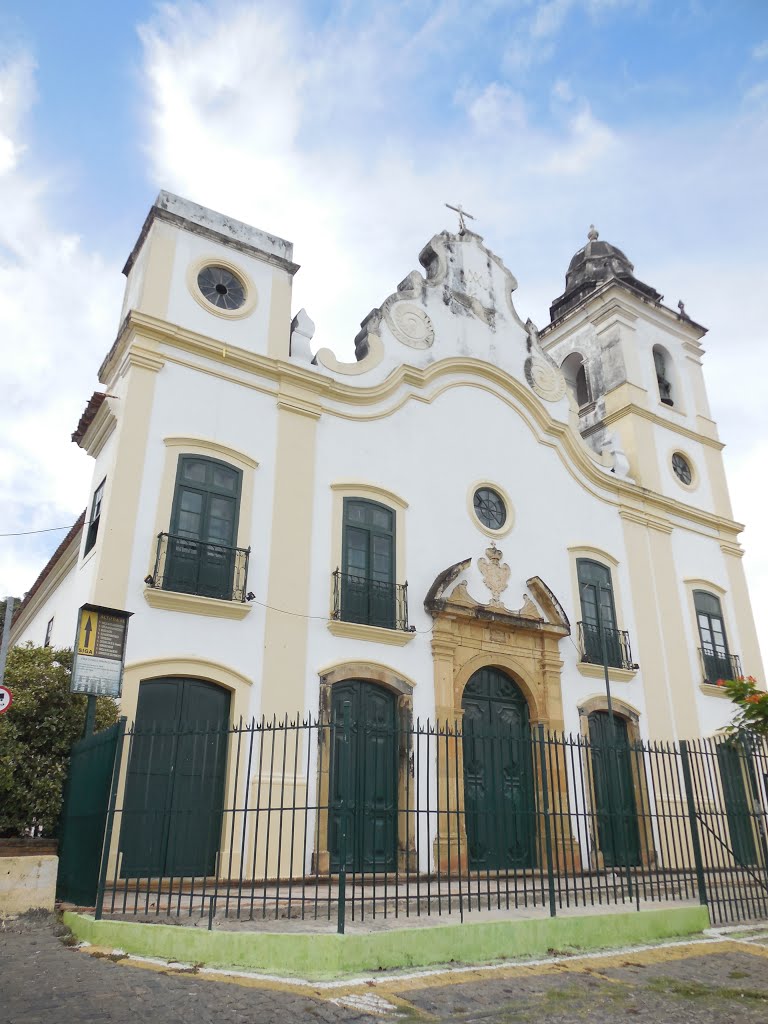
[0,53,123,598]
[2,2,766,668]
[753,40,768,60]
[456,83,527,135]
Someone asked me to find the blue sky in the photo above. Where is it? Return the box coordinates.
[1,0,767,660]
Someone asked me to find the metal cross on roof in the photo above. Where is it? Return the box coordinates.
[445,202,475,233]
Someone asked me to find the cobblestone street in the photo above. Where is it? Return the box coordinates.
[2,914,768,1023]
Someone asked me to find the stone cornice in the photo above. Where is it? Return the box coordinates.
[602,401,724,450]
[98,313,745,542]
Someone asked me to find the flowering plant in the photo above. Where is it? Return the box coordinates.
[716,675,768,736]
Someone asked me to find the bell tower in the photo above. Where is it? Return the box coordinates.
[541,227,731,519]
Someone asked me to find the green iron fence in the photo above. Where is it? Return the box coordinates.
[90,715,768,930]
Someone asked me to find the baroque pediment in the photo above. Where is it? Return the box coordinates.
[424,547,570,638]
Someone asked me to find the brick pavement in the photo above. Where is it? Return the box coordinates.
[2,913,768,1023]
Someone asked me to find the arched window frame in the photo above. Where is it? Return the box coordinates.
[561,351,592,409]
[693,588,738,682]
[652,344,676,408]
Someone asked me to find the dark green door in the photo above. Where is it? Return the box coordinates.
[329,681,397,871]
[717,741,758,866]
[341,499,395,628]
[166,456,241,599]
[588,712,641,867]
[462,668,535,870]
[120,678,230,878]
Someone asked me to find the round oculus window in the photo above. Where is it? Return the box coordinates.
[197,265,246,310]
[473,487,507,530]
[672,452,692,486]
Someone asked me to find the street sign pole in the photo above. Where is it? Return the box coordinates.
[0,596,14,685]
[84,694,97,737]
[71,605,132,736]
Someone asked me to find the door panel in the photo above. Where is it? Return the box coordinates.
[717,742,758,867]
[120,678,230,878]
[588,712,641,868]
[462,668,535,870]
[329,681,397,872]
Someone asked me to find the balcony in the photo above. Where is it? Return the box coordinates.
[699,647,742,685]
[146,532,250,603]
[577,621,635,671]
[332,569,410,632]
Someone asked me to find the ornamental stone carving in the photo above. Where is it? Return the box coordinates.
[478,543,511,608]
[525,355,567,402]
[386,303,435,349]
[523,317,567,403]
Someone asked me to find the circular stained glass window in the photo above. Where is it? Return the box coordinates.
[197,265,246,310]
[672,452,692,486]
[473,487,507,530]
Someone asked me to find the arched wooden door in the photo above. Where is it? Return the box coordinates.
[329,680,397,872]
[588,711,641,867]
[120,678,230,878]
[462,667,535,870]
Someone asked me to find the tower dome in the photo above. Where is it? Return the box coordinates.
[549,226,661,322]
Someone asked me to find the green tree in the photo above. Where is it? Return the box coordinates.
[0,596,22,636]
[0,643,118,837]
[717,675,768,737]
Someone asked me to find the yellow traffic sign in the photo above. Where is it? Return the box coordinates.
[77,608,98,656]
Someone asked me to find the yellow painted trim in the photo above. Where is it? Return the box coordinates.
[330,481,408,510]
[314,333,385,375]
[143,587,253,619]
[260,385,319,717]
[318,659,418,692]
[467,480,515,539]
[137,222,176,321]
[577,693,642,721]
[567,544,619,568]
[101,313,745,542]
[602,401,723,451]
[186,254,258,321]
[683,577,726,596]
[327,620,416,646]
[267,273,292,360]
[576,663,638,683]
[163,436,259,470]
[79,399,118,458]
[700,682,730,699]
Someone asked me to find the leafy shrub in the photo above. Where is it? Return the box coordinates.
[0,644,118,837]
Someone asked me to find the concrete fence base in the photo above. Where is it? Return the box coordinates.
[63,905,710,980]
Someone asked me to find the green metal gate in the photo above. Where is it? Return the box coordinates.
[56,720,125,906]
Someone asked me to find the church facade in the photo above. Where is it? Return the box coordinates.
[11,192,764,876]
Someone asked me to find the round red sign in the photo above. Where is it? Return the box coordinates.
[0,685,12,714]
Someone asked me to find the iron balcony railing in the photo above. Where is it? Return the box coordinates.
[146,532,250,603]
[700,647,742,684]
[577,621,635,671]
[332,569,410,631]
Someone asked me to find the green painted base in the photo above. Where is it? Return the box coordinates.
[63,906,710,981]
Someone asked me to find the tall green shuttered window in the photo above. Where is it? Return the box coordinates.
[694,590,732,682]
[340,498,396,629]
[577,559,623,669]
[165,456,242,600]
